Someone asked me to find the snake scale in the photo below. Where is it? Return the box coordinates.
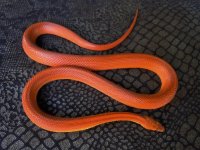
[22,9,178,132]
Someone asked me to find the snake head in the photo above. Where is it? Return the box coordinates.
[142,116,165,132]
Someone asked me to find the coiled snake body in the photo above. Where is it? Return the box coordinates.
[22,9,178,132]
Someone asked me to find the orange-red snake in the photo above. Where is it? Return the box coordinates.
[22,9,178,132]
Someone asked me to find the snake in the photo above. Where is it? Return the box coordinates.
[22,9,178,132]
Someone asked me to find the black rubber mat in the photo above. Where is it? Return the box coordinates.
[0,0,200,149]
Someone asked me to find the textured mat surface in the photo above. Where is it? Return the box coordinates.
[0,0,200,149]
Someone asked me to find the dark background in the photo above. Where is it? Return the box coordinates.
[0,0,200,149]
